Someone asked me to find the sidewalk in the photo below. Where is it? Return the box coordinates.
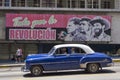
[0,58,120,68]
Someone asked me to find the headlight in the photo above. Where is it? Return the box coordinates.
[103,58,111,62]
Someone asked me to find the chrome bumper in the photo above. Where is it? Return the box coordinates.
[21,65,29,72]
[107,63,113,67]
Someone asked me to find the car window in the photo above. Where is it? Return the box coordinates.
[55,47,68,55]
[55,49,60,55]
[54,47,86,55]
[70,47,86,54]
[78,48,86,54]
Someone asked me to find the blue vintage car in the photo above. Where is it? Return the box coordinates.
[22,44,113,76]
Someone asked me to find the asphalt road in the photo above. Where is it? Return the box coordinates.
[0,63,120,80]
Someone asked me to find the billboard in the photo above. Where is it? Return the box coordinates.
[6,13,111,41]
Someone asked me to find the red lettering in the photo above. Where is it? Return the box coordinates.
[33,30,37,39]
[24,30,29,40]
[51,30,56,40]
[38,30,42,40]
[9,29,15,39]
[45,29,50,39]
[15,30,20,39]
[9,29,56,40]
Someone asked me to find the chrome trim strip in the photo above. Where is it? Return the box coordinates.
[30,61,79,66]
[80,64,86,68]
[80,60,113,68]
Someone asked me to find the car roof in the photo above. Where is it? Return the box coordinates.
[54,44,95,54]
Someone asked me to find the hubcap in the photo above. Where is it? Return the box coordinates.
[89,64,98,72]
[33,67,41,76]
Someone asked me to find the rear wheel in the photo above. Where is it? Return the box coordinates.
[30,65,43,76]
[86,63,99,73]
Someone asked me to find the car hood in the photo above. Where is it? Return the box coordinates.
[26,53,49,59]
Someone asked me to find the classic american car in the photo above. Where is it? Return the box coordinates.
[22,44,113,76]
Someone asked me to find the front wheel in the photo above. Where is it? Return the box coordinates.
[86,63,99,73]
[30,65,43,76]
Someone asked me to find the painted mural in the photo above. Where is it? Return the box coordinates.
[6,13,111,41]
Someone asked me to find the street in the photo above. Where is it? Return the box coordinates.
[0,63,120,80]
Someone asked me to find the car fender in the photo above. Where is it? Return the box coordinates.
[79,54,102,68]
[26,59,45,71]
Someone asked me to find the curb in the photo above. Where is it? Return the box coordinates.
[0,63,24,68]
[0,59,120,68]
[113,59,120,62]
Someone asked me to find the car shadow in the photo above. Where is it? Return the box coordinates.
[23,69,116,77]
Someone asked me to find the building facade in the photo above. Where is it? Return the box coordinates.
[0,0,120,60]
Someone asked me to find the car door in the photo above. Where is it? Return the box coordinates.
[52,54,71,70]
[45,47,74,71]
[47,47,86,71]
[68,47,86,69]
[68,53,85,69]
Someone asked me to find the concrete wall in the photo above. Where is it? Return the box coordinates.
[110,13,120,44]
[0,17,5,39]
[115,0,120,9]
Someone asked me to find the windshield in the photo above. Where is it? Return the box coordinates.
[48,47,55,55]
